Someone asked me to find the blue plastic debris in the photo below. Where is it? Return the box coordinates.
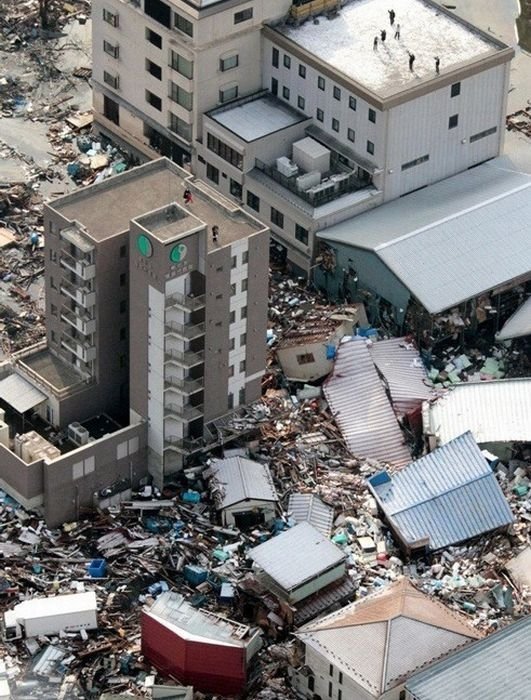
[87,558,107,578]
[148,580,169,597]
[184,565,208,587]
[326,344,337,360]
[181,489,201,504]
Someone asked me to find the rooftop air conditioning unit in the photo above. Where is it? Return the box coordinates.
[276,156,299,177]
[296,170,321,192]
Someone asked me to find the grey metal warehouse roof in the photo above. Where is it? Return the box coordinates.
[207,457,278,509]
[249,522,345,592]
[288,493,334,537]
[406,616,531,700]
[368,432,513,551]
[318,161,531,313]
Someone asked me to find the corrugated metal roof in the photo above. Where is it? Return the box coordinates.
[425,379,531,445]
[249,522,345,592]
[208,457,278,509]
[323,338,411,467]
[296,579,480,696]
[497,296,531,340]
[406,616,531,700]
[368,337,434,416]
[288,493,334,537]
[0,373,47,413]
[318,162,531,313]
[368,432,514,551]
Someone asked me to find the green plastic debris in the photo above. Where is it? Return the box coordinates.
[513,484,529,497]
[332,531,348,545]
[212,547,229,562]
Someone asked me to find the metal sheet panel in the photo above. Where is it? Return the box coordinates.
[288,493,334,537]
[497,296,531,340]
[368,432,513,550]
[323,338,411,466]
[208,457,278,509]
[406,616,531,700]
[0,373,47,413]
[426,379,531,445]
[211,95,305,142]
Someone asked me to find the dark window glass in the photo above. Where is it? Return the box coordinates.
[449,114,458,129]
[270,207,284,228]
[206,162,219,184]
[299,64,306,78]
[451,81,461,97]
[146,27,162,48]
[234,8,253,23]
[247,191,260,211]
[272,47,279,68]
[146,59,162,80]
[145,0,170,28]
[368,108,376,123]
[367,140,375,155]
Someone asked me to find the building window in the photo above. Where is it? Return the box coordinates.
[120,272,126,286]
[328,681,333,697]
[103,8,118,26]
[146,59,162,80]
[119,300,127,313]
[367,140,375,155]
[297,353,315,365]
[308,677,315,692]
[368,108,376,123]
[338,672,343,684]
[228,393,234,409]
[332,118,339,132]
[349,95,357,110]
[333,86,341,100]
[399,692,406,700]
[347,128,355,142]
[297,95,305,110]
[272,47,279,68]
[103,71,119,89]
[240,332,246,345]
[207,133,243,169]
[230,179,242,199]
[299,64,306,78]
[120,327,127,340]
[338,691,342,700]
[271,77,278,96]
[231,255,237,268]
[234,8,253,23]
[169,81,192,110]
[239,359,246,373]
[219,84,238,103]
[295,224,309,245]
[451,81,461,97]
[449,114,459,129]
[146,90,162,111]
[241,278,248,292]
[103,95,119,124]
[241,306,247,320]
[145,0,171,28]
[316,108,324,122]
[206,163,219,184]
[230,283,236,296]
[51,304,57,316]
[229,365,234,377]
[247,190,260,211]
[270,207,284,228]
[230,310,236,323]
[174,12,193,36]
[170,50,193,78]
[220,54,239,71]
[146,27,162,48]
[242,250,249,264]
[283,54,291,69]
[103,40,119,58]
[239,387,246,405]
[282,86,290,100]
[470,126,497,142]
[229,337,235,349]
[329,664,334,677]
[401,154,429,170]
[318,76,325,90]
[120,245,126,257]
[169,113,191,140]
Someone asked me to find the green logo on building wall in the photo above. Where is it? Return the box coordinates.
[137,234,153,257]
[170,243,187,263]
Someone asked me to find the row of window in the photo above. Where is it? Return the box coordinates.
[246,190,310,244]
[228,359,247,377]
[399,126,497,171]
[230,278,248,295]
[207,133,243,170]
[227,387,246,410]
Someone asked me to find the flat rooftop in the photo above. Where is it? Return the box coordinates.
[19,348,85,390]
[52,159,264,250]
[277,0,502,98]
[209,93,307,142]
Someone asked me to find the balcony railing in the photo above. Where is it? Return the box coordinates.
[61,333,96,363]
[165,320,205,340]
[61,306,96,336]
[164,375,203,394]
[165,291,205,311]
[165,348,204,368]
[164,435,206,453]
[60,279,96,308]
[60,251,96,281]
[164,402,204,421]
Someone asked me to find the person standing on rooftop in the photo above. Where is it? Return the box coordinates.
[434,56,441,74]
[408,52,416,71]
[394,23,401,39]
[388,9,396,25]
[380,29,387,42]
[373,36,378,50]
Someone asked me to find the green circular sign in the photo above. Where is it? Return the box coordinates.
[170,243,187,263]
[137,234,153,257]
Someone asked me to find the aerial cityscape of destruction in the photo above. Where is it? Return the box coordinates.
[0,0,531,697]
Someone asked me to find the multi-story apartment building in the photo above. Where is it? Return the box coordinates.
[92,0,513,274]
[0,158,268,522]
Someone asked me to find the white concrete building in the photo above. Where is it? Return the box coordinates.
[92,0,513,273]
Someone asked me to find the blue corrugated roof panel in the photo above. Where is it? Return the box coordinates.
[406,616,531,700]
[368,432,513,551]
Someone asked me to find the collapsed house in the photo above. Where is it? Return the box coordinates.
[368,432,514,555]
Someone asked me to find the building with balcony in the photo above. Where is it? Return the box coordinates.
[92,0,513,273]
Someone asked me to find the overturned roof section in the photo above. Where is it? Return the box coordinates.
[272,0,510,106]
[497,296,531,340]
[296,578,481,697]
[318,162,531,313]
[406,615,531,700]
[323,338,411,467]
[368,337,434,416]
[368,432,514,551]
[207,457,278,509]
[424,379,531,445]
[249,522,345,593]
[146,592,253,647]
[288,493,335,537]
[0,373,47,414]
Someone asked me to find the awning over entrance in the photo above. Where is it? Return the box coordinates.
[0,374,47,413]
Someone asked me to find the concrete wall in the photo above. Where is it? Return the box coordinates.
[0,445,44,510]
[43,421,148,527]
[243,230,268,390]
